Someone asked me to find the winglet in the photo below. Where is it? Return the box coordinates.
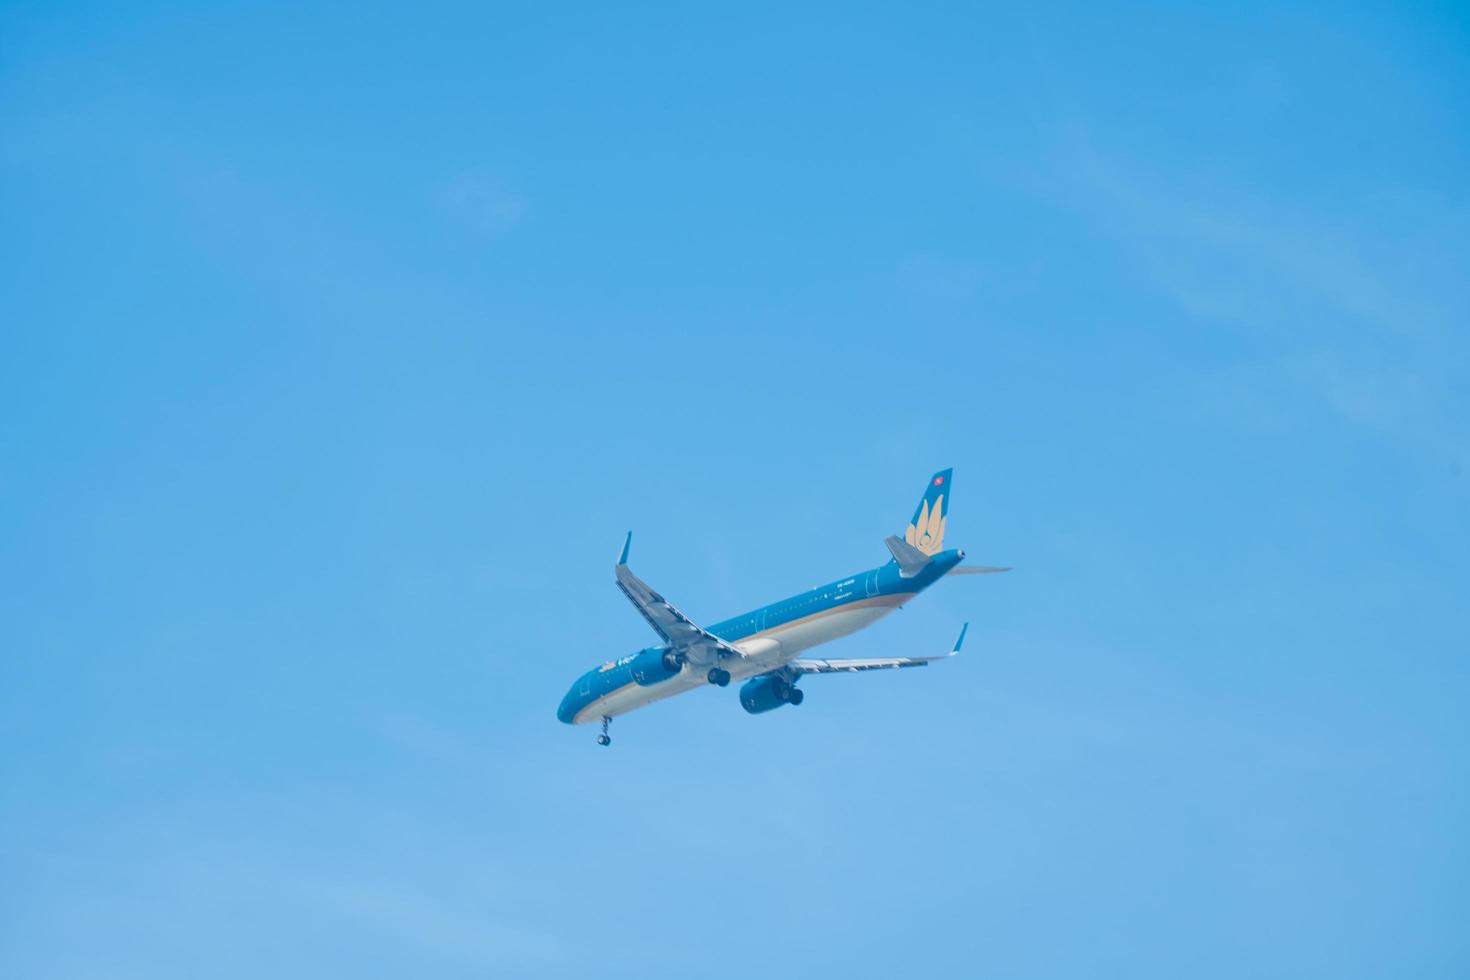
[952,622,969,655]
[618,531,632,566]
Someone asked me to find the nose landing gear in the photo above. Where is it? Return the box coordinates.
[597,716,612,746]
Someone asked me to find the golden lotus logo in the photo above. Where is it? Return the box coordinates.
[905,494,946,555]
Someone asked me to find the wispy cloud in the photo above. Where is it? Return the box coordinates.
[1044,129,1468,341]
[1031,128,1469,468]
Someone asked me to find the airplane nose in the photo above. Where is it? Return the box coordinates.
[556,682,581,725]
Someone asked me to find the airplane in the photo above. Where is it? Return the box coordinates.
[556,468,1008,745]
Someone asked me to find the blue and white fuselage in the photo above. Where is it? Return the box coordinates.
[557,549,964,724]
[556,469,1006,744]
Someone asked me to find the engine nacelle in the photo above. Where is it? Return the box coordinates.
[630,647,681,686]
[739,675,800,714]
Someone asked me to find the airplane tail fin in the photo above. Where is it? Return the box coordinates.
[905,468,952,556]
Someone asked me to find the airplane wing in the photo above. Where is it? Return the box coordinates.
[613,533,739,667]
[788,623,968,674]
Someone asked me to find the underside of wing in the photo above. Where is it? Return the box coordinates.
[613,533,739,666]
[787,656,945,673]
[788,622,969,675]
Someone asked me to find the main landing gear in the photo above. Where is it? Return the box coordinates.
[597,716,612,747]
[706,667,731,687]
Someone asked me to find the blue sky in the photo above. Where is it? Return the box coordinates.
[2,3,1467,977]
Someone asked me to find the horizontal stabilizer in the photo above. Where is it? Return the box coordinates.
[947,564,1011,575]
[884,534,932,578]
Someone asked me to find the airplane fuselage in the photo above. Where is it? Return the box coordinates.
[556,548,964,724]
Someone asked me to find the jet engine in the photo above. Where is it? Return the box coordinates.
[630,647,682,686]
[739,675,805,714]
